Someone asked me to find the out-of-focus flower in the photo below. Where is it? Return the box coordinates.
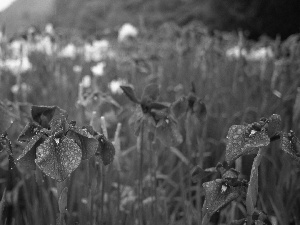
[108,79,127,94]
[10,39,28,58]
[118,23,138,42]
[38,36,56,55]
[81,75,92,88]
[11,83,31,94]
[226,45,274,61]
[58,43,77,59]
[91,62,106,76]
[45,23,55,36]
[11,84,19,94]
[73,65,82,73]
[1,57,32,74]
[120,185,137,212]
[226,46,247,59]
[246,47,274,61]
[84,39,110,62]
[93,39,109,50]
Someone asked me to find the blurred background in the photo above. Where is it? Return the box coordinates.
[1,0,300,39]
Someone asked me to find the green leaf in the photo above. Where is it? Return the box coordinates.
[95,134,115,165]
[0,188,6,221]
[226,125,270,164]
[58,187,68,213]
[280,131,300,162]
[202,179,246,220]
[17,132,45,170]
[17,122,42,142]
[0,101,17,134]
[67,126,98,160]
[35,136,82,182]
[246,148,265,221]
[141,83,160,102]
[120,85,140,104]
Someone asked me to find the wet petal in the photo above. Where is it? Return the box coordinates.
[35,136,82,182]
[67,126,98,160]
[226,125,270,164]
[31,105,67,128]
[202,179,246,219]
[17,122,42,142]
[17,132,45,170]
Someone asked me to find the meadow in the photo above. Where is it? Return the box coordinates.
[0,22,300,225]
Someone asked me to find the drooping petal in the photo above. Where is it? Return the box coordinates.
[129,105,145,136]
[31,105,67,128]
[191,165,216,183]
[17,132,45,170]
[120,85,140,104]
[35,136,82,182]
[17,122,42,142]
[141,83,159,102]
[95,134,115,165]
[156,116,182,147]
[67,125,98,160]
[171,96,188,119]
[192,98,207,121]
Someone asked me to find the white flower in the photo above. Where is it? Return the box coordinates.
[118,23,138,42]
[45,23,55,35]
[91,62,106,76]
[93,39,110,50]
[246,47,274,61]
[73,65,82,73]
[226,45,247,59]
[81,75,92,88]
[11,84,19,94]
[84,39,111,62]
[108,79,127,94]
[11,83,31,94]
[58,43,77,59]
[3,57,32,74]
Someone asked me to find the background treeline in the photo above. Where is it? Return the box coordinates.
[51,0,300,39]
[1,0,300,39]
